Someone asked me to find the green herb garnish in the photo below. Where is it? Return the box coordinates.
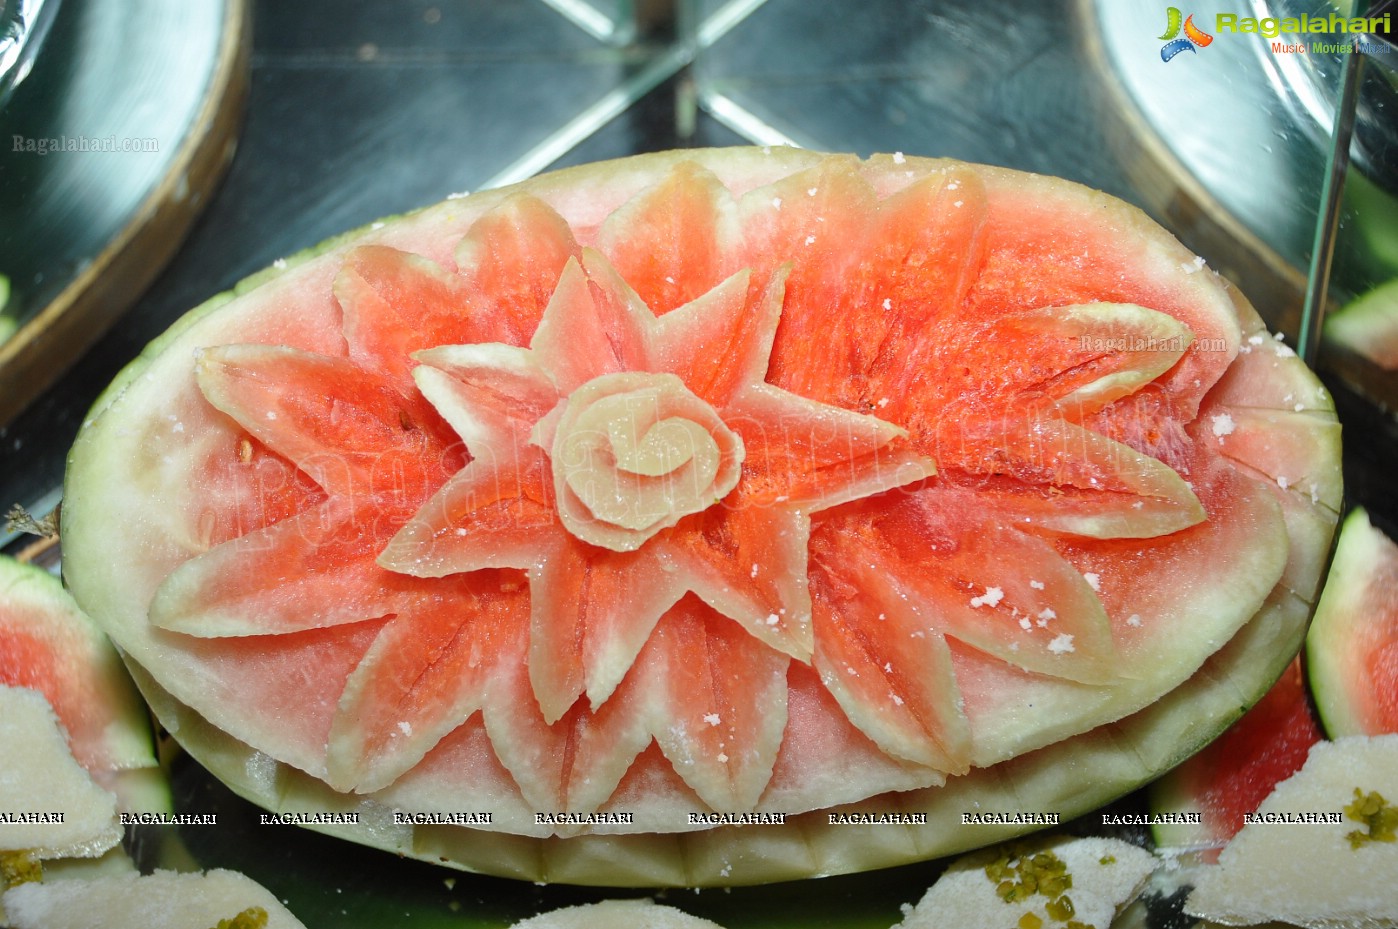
[1344,788,1398,849]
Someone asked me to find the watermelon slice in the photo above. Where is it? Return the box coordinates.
[1307,508,1398,738]
[61,148,1342,884]
[1147,657,1324,857]
[0,555,164,812]
[1325,279,1398,372]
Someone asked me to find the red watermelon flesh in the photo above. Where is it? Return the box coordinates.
[1307,508,1398,738]
[0,555,160,806]
[1148,657,1324,859]
[60,149,1340,840]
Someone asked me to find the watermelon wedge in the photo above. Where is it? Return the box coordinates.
[1307,508,1398,738]
[61,148,1342,884]
[1325,279,1398,372]
[1147,657,1324,858]
[0,555,164,813]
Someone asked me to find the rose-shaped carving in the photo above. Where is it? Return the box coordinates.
[544,371,745,552]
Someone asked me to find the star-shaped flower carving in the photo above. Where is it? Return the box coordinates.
[378,247,937,725]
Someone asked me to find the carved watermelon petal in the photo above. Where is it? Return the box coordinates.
[810,555,971,772]
[835,488,1119,683]
[648,267,776,409]
[153,344,465,638]
[0,557,160,810]
[194,344,460,502]
[743,157,883,411]
[325,571,526,792]
[151,496,423,637]
[411,344,559,450]
[667,502,817,663]
[337,246,472,387]
[528,538,686,724]
[596,160,741,316]
[637,596,790,811]
[450,193,583,348]
[482,637,653,818]
[59,149,1341,861]
[528,253,651,394]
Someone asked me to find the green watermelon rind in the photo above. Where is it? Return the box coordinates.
[0,555,169,814]
[59,147,1342,881]
[1306,507,1393,739]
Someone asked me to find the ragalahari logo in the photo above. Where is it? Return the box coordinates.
[1159,7,1215,61]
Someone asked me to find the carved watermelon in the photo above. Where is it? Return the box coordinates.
[60,148,1342,884]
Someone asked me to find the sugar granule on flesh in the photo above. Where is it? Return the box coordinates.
[970,586,1004,608]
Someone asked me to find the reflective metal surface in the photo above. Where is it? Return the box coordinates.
[0,0,248,424]
[0,0,59,105]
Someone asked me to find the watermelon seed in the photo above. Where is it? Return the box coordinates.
[237,438,253,464]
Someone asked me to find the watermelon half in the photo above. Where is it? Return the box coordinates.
[60,147,1342,884]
